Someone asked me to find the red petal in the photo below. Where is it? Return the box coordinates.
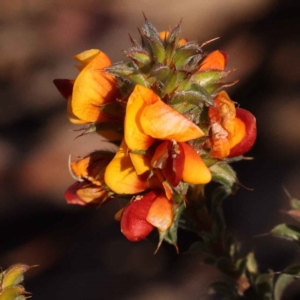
[229,108,257,157]
[121,191,158,241]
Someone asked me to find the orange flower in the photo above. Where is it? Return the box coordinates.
[71,49,117,123]
[65,181,110,206]
[199,50,227,71]
[54,49,117,124]
[208,91,256,159]
[127,85,211,186]
[65,151,114,206]
[70,151,114,186]
[105,84,211,195]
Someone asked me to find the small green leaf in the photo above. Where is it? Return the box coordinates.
[0,286,25,300]
[283,264,300,277]
[163,72,178,95]
[271,224,300,244]
[105,61,139,77]
[290,198,300,210]
[210,161,237,189]
[255,273,274,299]
[173,43,202,68]
[191,70,225,87]
[164,23,181,45]
[274,274,294,300]
[159,202,185,249]
[1,264,31,290]
[205,80,239,95]
[124,49,151,66]
[246,252,258,274]
[150,65,172,83]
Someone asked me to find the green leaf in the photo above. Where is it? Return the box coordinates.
[1,264,31,290]
[205,80,239,95]
[105,61,139,77]
[164,23,181,45]
[159,201,185,249]
[255,273,274,299]
[271,224,300,244]
[274,274,294,300]
[246,252,258,274]
[191,70,225,87]
[0,286,25,300]
[283,264,300,277]
[150,65,172,83]
[162,72,178,95]
[124,49,151,66]
[290,198,300,210]
[210,161,237,189]
[173,43,202,68]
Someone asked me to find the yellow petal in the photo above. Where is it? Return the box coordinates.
[146,194,173,231]
[136,85,204,141]
[229,118,246,149]
[74,49,102,67]
[72,50,117,123]
[125,85,155,151]
[129,153,151,175]
[104,140,147,194]
[181,143,212,184]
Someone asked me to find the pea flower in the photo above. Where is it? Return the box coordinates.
[55,19,257,248]
[208,91,257,159]
[65,151,114,206]
[105,84,212,195]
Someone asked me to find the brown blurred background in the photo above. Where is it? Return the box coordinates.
[1,0,300,299]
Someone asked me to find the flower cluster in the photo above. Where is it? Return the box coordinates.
[54,19,256,248]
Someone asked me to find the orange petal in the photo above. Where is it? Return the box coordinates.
[67,96,88,124]
[104,140,147,194]
[146,194,173,231]
[125,85,155,151]
[72,49,117,123]
[136,85,204,141]
[180,143,211,184]
[210,136,231,159]
[70,151,113,186]
[199,50,227,71]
